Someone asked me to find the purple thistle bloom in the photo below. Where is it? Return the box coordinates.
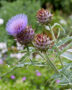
[56,79,60,83]
[6,14,28,36]
[10,75,15,79]
[22,76,26,81]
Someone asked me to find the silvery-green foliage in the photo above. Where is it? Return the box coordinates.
[61,49,72,61]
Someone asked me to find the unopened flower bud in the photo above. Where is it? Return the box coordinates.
[37,9,52,24]
[34,34,51,50]
[16,26,34,45]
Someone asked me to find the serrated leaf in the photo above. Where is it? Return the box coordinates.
[61,49,72,61]
[56,36,72,47]
[60,42,72,54]
[17,62,47,67]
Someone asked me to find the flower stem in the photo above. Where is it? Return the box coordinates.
[45,52,59,73]
[1,53,28,78]
[50,27,56,42]
[61,72,71,85]
[38,51,59,73]
[26,46,29,53]
[50,26,64,68]
[55,46,64,68]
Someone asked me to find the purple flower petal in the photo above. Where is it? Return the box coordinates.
[10,75,15,79]
[22,76,26,81]
[6,14,28,36]
[36,70,41,76]
[56,79,60,83]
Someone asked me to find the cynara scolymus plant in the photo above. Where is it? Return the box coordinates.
[37,8,52,24]
[6,14,34,45]
[6,14,28,36]
[1,9,72,86]
[16,26,34,45]
[34,34,51,50]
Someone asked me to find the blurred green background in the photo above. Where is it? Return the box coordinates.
[0,0,72,89]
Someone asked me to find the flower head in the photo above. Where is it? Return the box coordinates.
[6,14,28,36]
[56,79,60,83]
[36,70,41,76]
[34,34,51,51]
[22,76,26,81]
[16,26,34,45]
[10,75,15,79]
[36,72,41,76]
[37,9,52,24]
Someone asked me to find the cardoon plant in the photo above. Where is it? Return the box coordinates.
[1,9,72,86]
[6,14,28,36]
[6,14,34,45]
[37,8,52,24]
[34,34,51,51]
[16,26,34,45]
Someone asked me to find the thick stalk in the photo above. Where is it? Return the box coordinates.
[26,46,34,65]
[61,72,71,85]
[38,51,59,73]
[55,46,64,67]
[45,52,59,73]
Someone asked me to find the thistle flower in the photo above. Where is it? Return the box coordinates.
[37,9,52,24]
[16,26,34,45]
[34,34,51,50]
[6,14,28,36]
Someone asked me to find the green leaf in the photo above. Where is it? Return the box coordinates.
[61,49,72,61]
[56,36,72,47]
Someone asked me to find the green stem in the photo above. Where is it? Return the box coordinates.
[1,53,28,78]
[38,51,59,73]
[45,52,59,73]
[56,47,64,68]
[50,27,56,42]
[1,66,17,78]
[50,25,64,68]
[26,46,29,53]
[61,72,71,85]
[26,46,34,65]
